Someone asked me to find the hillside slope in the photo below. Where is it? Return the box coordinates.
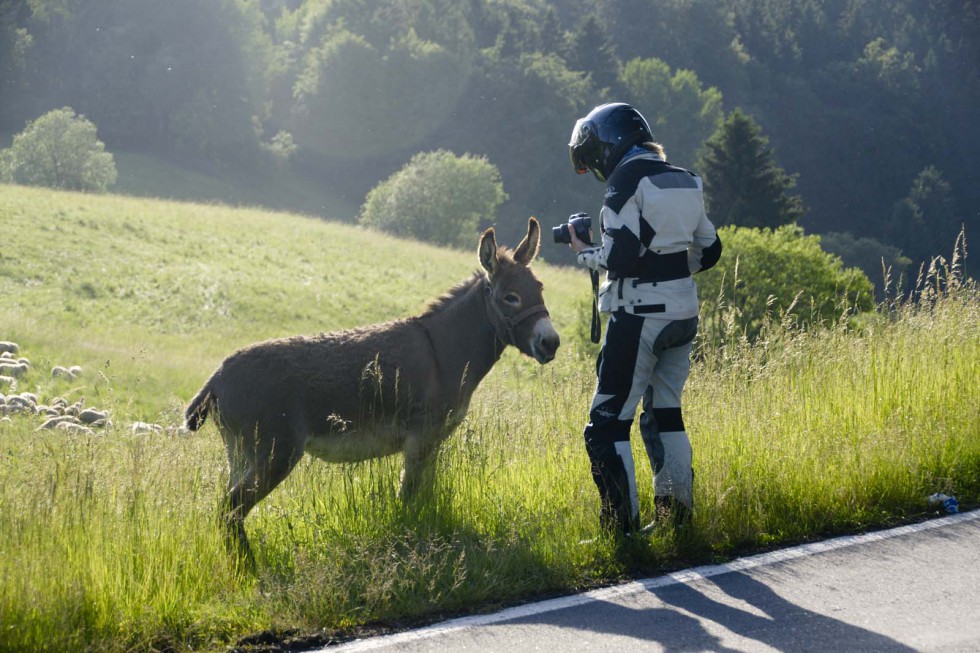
[111,151,361,219]
[0,183,584,417]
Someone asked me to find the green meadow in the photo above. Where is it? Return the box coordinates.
[0,184,977,652]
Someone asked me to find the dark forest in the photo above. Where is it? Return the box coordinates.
[2,0,977,276]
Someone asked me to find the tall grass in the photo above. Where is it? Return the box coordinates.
[0,185,977,651]
[689,253,979,548]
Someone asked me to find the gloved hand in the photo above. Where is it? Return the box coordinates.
[566,212,593,247]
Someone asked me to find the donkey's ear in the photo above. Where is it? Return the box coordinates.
[513,217,541,266]
[479,227,498,276]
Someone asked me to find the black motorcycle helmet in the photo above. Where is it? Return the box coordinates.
[569,102,654,182]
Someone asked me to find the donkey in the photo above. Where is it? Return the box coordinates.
[185,217,560,556]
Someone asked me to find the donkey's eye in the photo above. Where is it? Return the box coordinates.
[503,293,521,306]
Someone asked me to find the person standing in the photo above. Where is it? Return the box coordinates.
[566,102,722,534]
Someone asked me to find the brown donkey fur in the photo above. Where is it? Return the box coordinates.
[185,218,560,557]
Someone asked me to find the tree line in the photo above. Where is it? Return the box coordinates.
[1,0,976,278]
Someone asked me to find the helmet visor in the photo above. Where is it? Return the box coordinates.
[568,119,594,175]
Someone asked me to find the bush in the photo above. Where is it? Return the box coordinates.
[358,150,507,248]
[0,107,116,192]
[696,224,874,346]
[564,225,875,354]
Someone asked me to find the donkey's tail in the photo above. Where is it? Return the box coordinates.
[185,381,214,431]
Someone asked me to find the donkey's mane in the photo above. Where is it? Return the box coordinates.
[418,245,520,318]
[419,271,486,318]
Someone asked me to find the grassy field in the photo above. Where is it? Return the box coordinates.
[0,184,977,652]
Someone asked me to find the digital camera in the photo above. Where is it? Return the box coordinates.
[552,213,592,246]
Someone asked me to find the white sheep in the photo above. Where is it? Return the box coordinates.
[51,365,83,379]
[78,408,108,425]
[56,421,95,436]
[7,395,33,408]
[131,421,164,435]
[37,415,81,431]
[0,363,27,377]
[0,342,18,355]
[64,401,85,417]
[4,397,34,414]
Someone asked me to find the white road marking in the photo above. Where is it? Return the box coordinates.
[323,510,979,652]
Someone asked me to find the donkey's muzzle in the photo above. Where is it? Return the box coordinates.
[532,320,561,364]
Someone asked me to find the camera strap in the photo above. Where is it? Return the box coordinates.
[590,269,601,344]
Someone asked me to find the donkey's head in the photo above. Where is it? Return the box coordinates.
[479,217,560,364]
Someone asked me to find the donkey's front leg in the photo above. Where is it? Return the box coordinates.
[399,431,442,502]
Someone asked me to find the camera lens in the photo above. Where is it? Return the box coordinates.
[552,224,571,244]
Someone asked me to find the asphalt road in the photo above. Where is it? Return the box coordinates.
[325,510,980,653]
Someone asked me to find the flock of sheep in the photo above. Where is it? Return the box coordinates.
[0,340,166,436]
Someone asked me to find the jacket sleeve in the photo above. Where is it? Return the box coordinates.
[687,210,722,273]
[576,183,642,274]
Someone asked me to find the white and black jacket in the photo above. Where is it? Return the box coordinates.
[576,152,722,319]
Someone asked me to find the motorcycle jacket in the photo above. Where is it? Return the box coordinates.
[576,151,722,319]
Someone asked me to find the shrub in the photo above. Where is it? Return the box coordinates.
[565,225,874,354]
[696,224,874,346]
[0,107,116,192]
[358,150,507,248]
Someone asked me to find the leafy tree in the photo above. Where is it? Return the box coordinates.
[887,166,961,268]
[697,224,874,344]
[564,15,619,93]
[857,37,921,92]
[538,6,564,56]
[601,0,744,94]
[696,108,806,229]
[730,0,848,74]
[296,0,475,53]
[10,0,268,162]
[291,28,470,159]
[620,57,723,166]
[819,232,913,299]
[466,0,503,49]
[0,107,116,191]
[435,49,592,247]
[358,150,507,248]
[0,2,34,132]
[260,130,297,169]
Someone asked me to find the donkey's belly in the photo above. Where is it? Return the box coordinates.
[304,428,406,463]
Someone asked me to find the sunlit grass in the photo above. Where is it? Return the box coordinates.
[0,185,977,651]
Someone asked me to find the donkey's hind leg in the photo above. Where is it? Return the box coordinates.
[222,431,304,563]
